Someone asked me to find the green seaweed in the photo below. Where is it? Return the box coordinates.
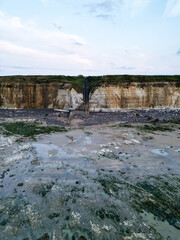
[117,124,133,128]
[164,119,180,124]
[97,174,180,230]
[134,181,180,229]
[96,208,120,222]
[136,124,173,133]
[0,121,67,139]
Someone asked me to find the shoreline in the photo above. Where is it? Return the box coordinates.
[0,108,180,126]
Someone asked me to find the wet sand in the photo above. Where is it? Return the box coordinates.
[0,110,180,240]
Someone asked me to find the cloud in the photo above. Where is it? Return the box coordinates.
[73,41,84,46]
[85,1,115,13]
[116,66,135,70]
[84,0,118,21]
[12,66,32,69]
[177,48,180,55]
[0,11,93,74]
[96,14,114,20]
[0,40,38,56]
[51,22,63,31]
[1,65,65,71]
[0,39,91,66]
[84,0,152,20]
[2,65,32,70]
[164,0,180,17]
[96,1,115,11]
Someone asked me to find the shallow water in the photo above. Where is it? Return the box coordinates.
[0,123,180,240]
[151,149,168,156]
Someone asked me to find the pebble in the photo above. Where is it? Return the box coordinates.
[17,183,24,187]
[0,220,7,226]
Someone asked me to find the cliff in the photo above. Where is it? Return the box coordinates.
[89,81,180,110]
[0,81,83,109]
[0,75,180,110]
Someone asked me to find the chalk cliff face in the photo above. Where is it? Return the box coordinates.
[0,82,83,109]
[0,80,180,110]
[89,82,180,110]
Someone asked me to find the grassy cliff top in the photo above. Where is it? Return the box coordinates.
[0,75,84,93]
[0,75,180,92]
[86,75,180,91]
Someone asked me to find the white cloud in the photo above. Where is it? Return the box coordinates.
[0,40,90,65]
[0,11,93,74]
[164,0,180,17]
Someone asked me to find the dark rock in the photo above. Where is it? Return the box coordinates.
[72,232,79,239]
[99,210,105,219]
[79,236,87,240]
[48,212,60,219]
[0,220,7,226]
[9,174,15,177]
[145,115,152,121]
[46,184,52,190]
[31,158,40,165]
[116,215,120,222]
[41,191,47,197]
[148,117,159,123]
[0,169,9,179]
[35,184,52,197]
[17,183,24,187]
[36,233,50,240]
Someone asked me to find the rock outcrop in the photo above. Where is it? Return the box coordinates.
[89,82,180,110]
[0,82,83,109]
[0,76,180,110]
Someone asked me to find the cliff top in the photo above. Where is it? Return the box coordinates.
[0,75,180,93]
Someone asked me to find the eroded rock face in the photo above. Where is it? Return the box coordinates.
[89,82,180,111]
[0,82,83,109]
[0,81,180,110]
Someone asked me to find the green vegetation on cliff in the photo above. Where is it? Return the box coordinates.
[86,75,180,92]
[0,75,85,93]
[0,75,180,93]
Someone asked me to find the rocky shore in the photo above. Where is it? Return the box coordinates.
[0,108,180,240]
[0,108,180,126]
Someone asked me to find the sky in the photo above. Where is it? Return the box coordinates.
[0,0,180,76]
